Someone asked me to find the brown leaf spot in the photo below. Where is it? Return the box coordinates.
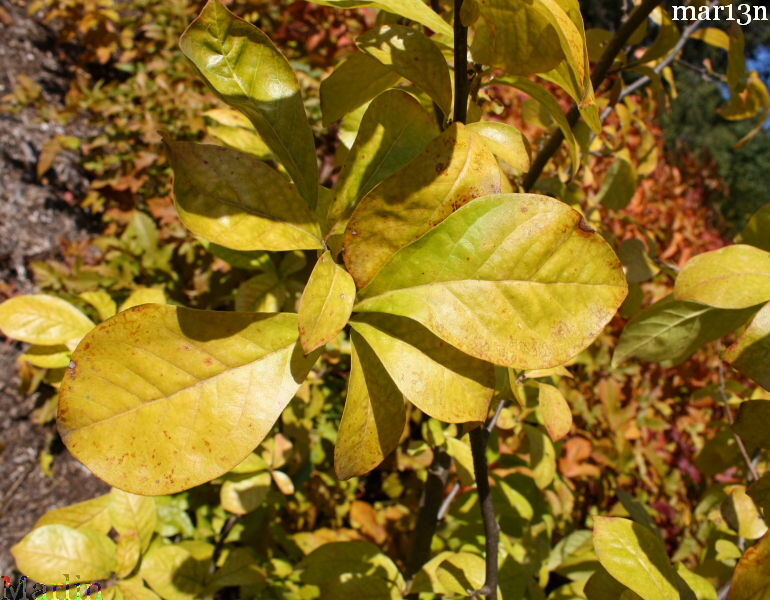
[67,360,78,378]
[577,218,596,234]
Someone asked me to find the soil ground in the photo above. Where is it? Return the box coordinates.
[0,0,110,574]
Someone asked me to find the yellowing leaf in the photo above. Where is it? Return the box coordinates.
[435,552,486,595]
[355,194,627,369]
[593,516,680,600]
[141,544,210,600]
[19,344,71,369]
[180,0,318,205]
[729,534,770,600]
[614,296,757,367]
[308,0,452,37]
[343,123,505,289]
[109,488,156,552]
[330,89,438,227]
[11,524,116,584]
[725,302,770,391]
[58,305,317,495]
[80,290,117,321]
[538,382,572,441]
[235,272,287,313]
[204,107,271,159]
[320,52,400,126]
[357,25,452,117]
[335,332,407,479]
[298,251,356,354]
[525,424,556,488]
[115,530,142,579]
[0,294,93,347]
[727,486,769,540]
[736,203,770,252]
[221,471,272,514]
[352,314,494,423]
[674,245,770,309]
[33,493,112,534]
[120,287,166,312]
[167,141,322,252]
[116,579,162,600]
[445,437,475,487]
[466,121,531,174]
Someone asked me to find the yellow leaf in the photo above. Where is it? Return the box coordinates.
[120,287,166,312]
[0,294,94,347]
[538,382,572,441]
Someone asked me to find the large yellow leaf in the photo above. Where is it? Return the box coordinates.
[354,194,627,369]
[351,314,494,423]
[335,332,407,479]
[179,0,318,206]
[343,123,505,289]
[11,524,116,584]
[674,245,770,309]
[330,89,439,227]
[167,141,322,252]
[320,52,400,126]
[0,294,93,347]
[58,305,317,495]
[357,25,452,117]
[298,251,356,354]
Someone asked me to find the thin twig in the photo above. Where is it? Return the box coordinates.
[523,0,662,190]
[469,426,500,599]
[718,357,760,482]
[452,0,469,124]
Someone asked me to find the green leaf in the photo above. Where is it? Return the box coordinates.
[674,245,770,309]
[11,524,116,584]
[330,89,439,227]
[724,302,770,391]
[0,294,94,348]
[220,471,272,514]
[166,141,322,252]
[343,123,505,289]
[435,552,486,595]
[298,251,356,354]
[585,566,642,600]
[596,158,637,210]
[466,121,531,174]
[203,107,271,159]
[180,0,318,206]
[525,424,556,488]
[334,332,407,479]
[737,203,770,252]
[676,564,717,600]
[320,52,400,125]
[354,194,627,369]
[33,493,112,534]
[109,488,156,553]
[308,0,452,37]
[614,296,757,367]
[58,305,317,495]
[593,516,681,600]
[206,547,266,591]
[728,534,770,600]
[300,541,405,599]
[492,76,580,174]
[235,272,287,312]
[352,314,494,423]
[617,238,657,284]
[733,400,770,450]
[538,382,572,441]
[357,25,452,117]
[141,544,211,600]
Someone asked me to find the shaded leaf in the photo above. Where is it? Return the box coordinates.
[435,552,486,595]
[525,424,556,488]
[141,544,211,600]
[614,296,757,367]
[334,332,407,479]
[203,107,271,159]
[736,203,770,252]
[180,0,318,205]
[58,305,317,495]
[733,400,770,450]
[167,141,322,252]
[357,25,452,116]
[724,302,770,390]
[355,194,627,369]
[220,471,272,514]
[596,158,637,210]
[330,89,438,226]
[343,123,505,289]
[320,52,400,125]
[298,251,356,354]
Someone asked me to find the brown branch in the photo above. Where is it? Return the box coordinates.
[523,0,662,191]
[718,357,760,483]
[453,0,469,124]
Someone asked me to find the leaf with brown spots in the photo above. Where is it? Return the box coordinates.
[58,305,317,495]
[354,194,627,369]
[343,123,505,289]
